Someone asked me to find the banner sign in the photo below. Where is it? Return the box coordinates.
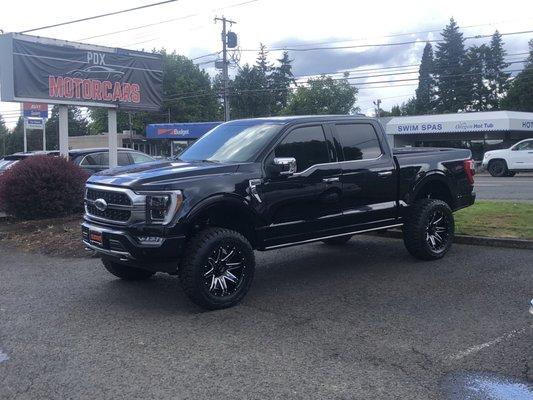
[0,33,163,111]
[146,122,222,140]
[22,102,48,118]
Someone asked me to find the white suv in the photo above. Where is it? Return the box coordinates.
[482,139,533,177]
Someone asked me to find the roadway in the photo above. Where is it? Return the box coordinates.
[474,173,533,201]
[0,237,531,399]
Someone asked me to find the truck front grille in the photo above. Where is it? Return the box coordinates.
[86,204,131,222]
[86,188,131,206]
[84,185,145,225]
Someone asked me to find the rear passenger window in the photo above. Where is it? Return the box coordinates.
[335,123,382,161]
[275,125,329,172]
[118,153,130,166]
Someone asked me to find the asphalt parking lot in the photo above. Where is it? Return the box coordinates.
[475,173,533,201]
[0,237,532,399]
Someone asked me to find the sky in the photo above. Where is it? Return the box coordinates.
[1,0,532,127]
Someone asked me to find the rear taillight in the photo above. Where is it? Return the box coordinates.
[463,159,475,185]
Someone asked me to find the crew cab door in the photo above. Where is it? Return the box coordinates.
[509,140,533,169]
[332,121,398,231]
[259,124,343,247]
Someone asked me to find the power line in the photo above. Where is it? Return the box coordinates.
[20,0,178,34]
[76,0,259,43]
[238,29,533,53]
[272,17,533,49]
[167,54,529,100]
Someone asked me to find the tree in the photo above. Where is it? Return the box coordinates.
[434,18,471,113]
[270,51,295,114]
[230,64,270,118]
[415,43,436,114]
[1,107,88,155]
[390,105,402,116]
[466,45,491,111]
[485,31,510,109]
[501,39,533,111]
[0,114,11,157]
[399,98,417,116]
[282,75,358,115]
[88,50,220,134]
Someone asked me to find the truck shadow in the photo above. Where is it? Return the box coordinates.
[84,236,430,315]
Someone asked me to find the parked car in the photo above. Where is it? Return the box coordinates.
[0,148,155,175]
[82,115,476,310]
[69,148,155,174]
[482,139,533,177]
[0,151,58,175]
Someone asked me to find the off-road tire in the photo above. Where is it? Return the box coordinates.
[488,159,508,177]
[403,199,454,261]
[179,227,255,310]
[322,235,352,245]
[102,259,155,280]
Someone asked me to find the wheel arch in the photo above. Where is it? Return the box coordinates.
[184,194,263,248]
[410,173,455,209]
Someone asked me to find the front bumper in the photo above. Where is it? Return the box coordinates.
[81,220,186,273]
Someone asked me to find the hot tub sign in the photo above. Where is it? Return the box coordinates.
[455,121,495,130]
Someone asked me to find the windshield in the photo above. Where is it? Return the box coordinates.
[179,122,282,163]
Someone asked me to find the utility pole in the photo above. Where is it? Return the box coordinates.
[215,16,236,122]
[373,99,382,118]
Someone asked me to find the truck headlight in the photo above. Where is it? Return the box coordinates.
[140,191,183,225]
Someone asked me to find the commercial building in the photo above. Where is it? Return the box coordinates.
[146,122,221,156]
[384,111,533,161]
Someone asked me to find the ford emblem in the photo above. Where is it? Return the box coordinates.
[94,198,108,212]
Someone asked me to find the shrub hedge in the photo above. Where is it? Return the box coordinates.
[0,155,88,220]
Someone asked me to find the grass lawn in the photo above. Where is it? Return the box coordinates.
[454,201,533,240]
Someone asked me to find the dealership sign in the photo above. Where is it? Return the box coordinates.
[22,102,48,118]
[24,117,44,130]
[0,33,163,110]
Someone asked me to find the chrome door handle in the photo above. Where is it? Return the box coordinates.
[378,171,393,177]
[323,177,340,183]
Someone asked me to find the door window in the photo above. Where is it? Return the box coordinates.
[131,152,154,164]
[274,125,329,172]
[335,123,382,161]
[118,152,130,166]
[514,140,533,151]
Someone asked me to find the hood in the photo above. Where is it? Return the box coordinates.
[87,159,241,190]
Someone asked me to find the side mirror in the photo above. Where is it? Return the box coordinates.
[273,157,297,176]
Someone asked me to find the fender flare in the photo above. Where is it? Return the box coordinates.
[406,171,454,207]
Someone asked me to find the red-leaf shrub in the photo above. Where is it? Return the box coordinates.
[0,155,89,220]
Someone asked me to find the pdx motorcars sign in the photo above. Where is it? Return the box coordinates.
[0,33,163,111]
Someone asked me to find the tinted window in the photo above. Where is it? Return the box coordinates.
[80,154,101,166]
[118,152,130,166]
[131,152,154,164]
[275,125,329,172]
[335,123,382,161]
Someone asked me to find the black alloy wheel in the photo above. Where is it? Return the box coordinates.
[424,209,451,253]
[180,227,255,310]
[203,244,246,297]
[403,199,454,260]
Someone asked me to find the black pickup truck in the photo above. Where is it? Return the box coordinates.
[82,115,475,309]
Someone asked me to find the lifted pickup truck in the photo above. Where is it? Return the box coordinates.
[82,115,475,309]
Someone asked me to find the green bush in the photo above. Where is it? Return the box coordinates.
[0,155,88,220]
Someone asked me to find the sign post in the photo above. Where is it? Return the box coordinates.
[59,105,68,158]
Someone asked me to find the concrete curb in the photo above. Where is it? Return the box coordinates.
[371,229,533,250]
